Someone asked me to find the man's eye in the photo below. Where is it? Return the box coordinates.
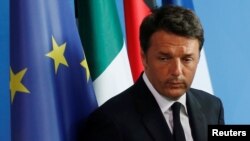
[159,56,170,61]
[183,57,193,62]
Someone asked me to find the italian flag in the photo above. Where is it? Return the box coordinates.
[77,0,133,105]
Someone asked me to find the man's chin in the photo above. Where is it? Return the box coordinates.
[162,89,186,100]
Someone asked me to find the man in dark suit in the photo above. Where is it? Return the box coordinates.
[83,5,224,141]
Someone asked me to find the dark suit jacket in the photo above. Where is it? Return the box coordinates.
[83,75,224,141]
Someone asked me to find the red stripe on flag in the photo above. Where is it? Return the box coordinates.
[124,0,151,81]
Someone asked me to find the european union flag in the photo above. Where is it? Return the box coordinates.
[10,0,98,140]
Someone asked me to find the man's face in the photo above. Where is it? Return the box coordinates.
[141,30,200,100]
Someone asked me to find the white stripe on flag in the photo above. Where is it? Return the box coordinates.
[191,49,214,94]
[93,42,133,105]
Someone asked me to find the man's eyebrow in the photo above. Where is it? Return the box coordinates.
[158,51,171,56]
[183,53,194,57]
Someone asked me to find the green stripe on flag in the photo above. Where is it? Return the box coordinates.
[78,0,123,80]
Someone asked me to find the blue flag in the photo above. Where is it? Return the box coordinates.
[162,0,194,10]
[10,0,98,140]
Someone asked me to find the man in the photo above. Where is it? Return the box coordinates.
[83,5,224,141]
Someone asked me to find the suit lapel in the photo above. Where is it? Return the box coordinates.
[142,111,173,141]
[186,90,207,141]
[133,76,173,141]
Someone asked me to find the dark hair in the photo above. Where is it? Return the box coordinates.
[139,5,204,53]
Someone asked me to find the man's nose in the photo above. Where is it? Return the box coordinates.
[170,59,182,77]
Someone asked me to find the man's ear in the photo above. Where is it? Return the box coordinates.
[198,50,201,61]
[140,49,147,69]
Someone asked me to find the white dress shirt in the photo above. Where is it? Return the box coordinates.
[143,73,193,141]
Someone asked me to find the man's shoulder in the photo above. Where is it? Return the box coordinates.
[190,88,218,98]
[95,85,136,115]
[189,88,222,105]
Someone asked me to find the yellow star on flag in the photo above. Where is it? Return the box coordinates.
[80,58,90,81]
[10,68,30,103]
[46,36,68,73]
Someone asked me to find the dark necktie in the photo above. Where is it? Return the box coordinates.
[172,102,186,141]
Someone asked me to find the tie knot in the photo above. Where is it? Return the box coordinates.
[172,102,182,114]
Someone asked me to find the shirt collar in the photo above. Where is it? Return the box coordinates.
[142,72,188,114]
